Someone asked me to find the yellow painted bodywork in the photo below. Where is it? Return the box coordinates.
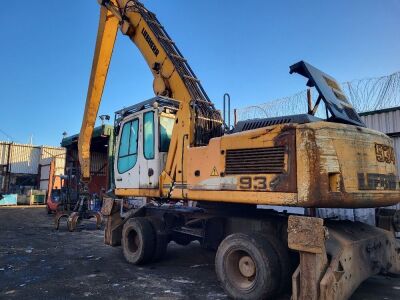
[78,6,119,180]
[79,0,400,208]
[161,122,399,207]
[167,122,399,207]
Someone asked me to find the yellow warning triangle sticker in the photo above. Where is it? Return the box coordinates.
[210,166,219,176]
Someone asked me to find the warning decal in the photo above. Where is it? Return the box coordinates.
[210,166,219,176]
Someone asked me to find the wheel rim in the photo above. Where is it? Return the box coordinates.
[127,229,139,253]
[226,249,257,290]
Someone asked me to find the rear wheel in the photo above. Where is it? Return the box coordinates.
[122,217,155,265]
[147,216,168,262]
[263,234,292,293]
[215,233,280,300]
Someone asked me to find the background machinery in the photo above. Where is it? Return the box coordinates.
[78,1,400,299]
[47,162,102,231]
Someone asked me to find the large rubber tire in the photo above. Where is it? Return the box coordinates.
[263,234,291,293]
[147,216,168,262]
[215,233,280,300]
[122,217,155,265]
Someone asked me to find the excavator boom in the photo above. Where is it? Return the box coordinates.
[78,0,222,182]
[78,6,118,181]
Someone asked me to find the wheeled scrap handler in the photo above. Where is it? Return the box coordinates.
[78,0,400,299]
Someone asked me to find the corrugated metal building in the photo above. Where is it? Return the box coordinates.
[0,142,66,193]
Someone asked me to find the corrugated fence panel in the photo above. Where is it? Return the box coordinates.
[0,143,66,176]
[360,109,400,135]
[393,137,400,177]
[9,144,41,174]
[40,146,66,164]
[40,180,49,190]
[0,142,10,165]
[40,165,50,180]
[40,146,66,176]
[40,163,50,191]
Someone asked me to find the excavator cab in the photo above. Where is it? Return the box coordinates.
[113,97,178,190]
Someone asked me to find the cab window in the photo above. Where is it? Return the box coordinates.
[143,111,155,159]
[160,115,174,152]
[118,119,139,173]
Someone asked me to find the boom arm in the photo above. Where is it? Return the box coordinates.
[78,6,118,181]
[78,0,222,183]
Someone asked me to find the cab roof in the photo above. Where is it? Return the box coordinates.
[114,96,179,121]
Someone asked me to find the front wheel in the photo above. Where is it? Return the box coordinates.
[122,217,155,265]
[215,233,280,300]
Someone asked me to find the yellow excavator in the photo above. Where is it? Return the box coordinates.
[78,1,400,299]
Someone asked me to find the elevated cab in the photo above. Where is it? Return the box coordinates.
[114,97,177,196]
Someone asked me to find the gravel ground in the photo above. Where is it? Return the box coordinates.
[0,207,399,299]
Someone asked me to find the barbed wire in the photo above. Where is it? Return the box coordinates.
[236,71,400,121]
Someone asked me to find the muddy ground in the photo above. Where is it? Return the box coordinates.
[0,207,399,299]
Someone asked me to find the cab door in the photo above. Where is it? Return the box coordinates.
[140,110,160,189]
[115,115,141,189]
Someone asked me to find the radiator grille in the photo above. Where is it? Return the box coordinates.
[225,147,285,175]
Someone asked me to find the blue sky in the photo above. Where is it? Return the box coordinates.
[0,0,399,146]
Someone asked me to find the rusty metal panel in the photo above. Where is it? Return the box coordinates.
[360,109,400,135]
[288,215,326,254]
[358,108,400,177]
[68,149,107,175]
[91,151,108,176]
